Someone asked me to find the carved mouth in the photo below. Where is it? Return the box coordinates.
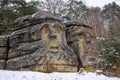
[49,46,59,52]
[50,46,58,49]
[49,41,59,52]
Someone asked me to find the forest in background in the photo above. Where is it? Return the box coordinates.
[0,0,120,37]
[0,0,120,76]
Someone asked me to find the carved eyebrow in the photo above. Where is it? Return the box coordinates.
[39,23,49,30]
[42,24,49,27]
[54,23,63,30]
[54,24,61,27]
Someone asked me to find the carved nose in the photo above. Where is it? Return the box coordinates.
[49,32,57,38]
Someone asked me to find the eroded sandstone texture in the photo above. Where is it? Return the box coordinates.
[0,36,7,69]
[0,11,98,72]
[65,21,98,71]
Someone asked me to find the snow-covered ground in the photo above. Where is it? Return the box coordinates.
[0,70,120,80]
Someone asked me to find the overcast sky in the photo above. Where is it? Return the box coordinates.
[26,0,120,8]
[83,0,120,8]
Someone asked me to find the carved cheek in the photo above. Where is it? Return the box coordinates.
[41,26,49,41]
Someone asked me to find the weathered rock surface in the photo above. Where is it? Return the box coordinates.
[65,21,98,70]
[0,48,7,59]
[6,12,79,72]
[0,12,98,72]
[0,60,6,69]
[0,36,7,69]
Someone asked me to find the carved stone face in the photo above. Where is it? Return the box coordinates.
[32,22,78,72]
[69,26,95,67]
[40,22,64,53]
[72,26,90,42]
[7,22,78,72]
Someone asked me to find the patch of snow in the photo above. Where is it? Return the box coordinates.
[96,70,102,72]
[0,70,120,80]
[96,37,105,40]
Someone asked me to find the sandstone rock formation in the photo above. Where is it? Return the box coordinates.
[0,11,98,72]
[0,36,7,69]
[6,11,78,72]
[64,21,98,70]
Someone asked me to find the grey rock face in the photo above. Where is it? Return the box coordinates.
[0,60,6,69]
[6,12,79,72]
[0,36,7,69]
[0,11,98,72]
[65,22,98,69]
[0,48,7,59]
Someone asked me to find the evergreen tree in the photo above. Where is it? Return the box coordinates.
[102,2,120,24]
[0,0,40,35]
[65,0,89,21]
[97,21,120,72]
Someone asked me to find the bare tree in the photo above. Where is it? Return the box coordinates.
[87,7,108,38]
[41,0,65,16]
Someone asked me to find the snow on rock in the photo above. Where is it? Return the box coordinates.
[0,70,120,80]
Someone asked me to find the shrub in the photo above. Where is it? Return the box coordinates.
[96,21,120,76]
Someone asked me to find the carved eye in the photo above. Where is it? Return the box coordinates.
[78,32,85,38]
[79,35,84,38]
[73,26,79,31]
[41,25,49,34]
[55,24,61,33]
